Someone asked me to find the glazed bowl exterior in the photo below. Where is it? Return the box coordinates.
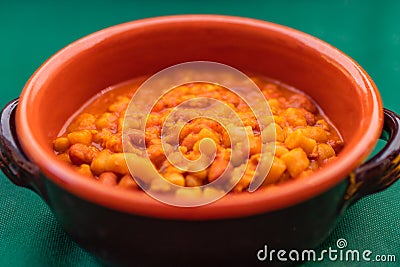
[1,15,399,266]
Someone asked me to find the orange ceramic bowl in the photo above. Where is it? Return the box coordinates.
[1,15,399,266]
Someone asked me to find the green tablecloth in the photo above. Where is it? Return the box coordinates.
[0,1,399,266]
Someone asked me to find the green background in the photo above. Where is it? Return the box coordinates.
[0,0,399,266]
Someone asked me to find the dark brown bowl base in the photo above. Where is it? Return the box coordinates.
[45,176,348,267]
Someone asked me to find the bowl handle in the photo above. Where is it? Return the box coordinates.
[345,108,400,205]
[0,99,43,196]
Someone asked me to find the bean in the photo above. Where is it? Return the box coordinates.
[263,156,287,185]
[285,130,316,155]
[164,172,185,187]
[67,130,92,146]
[185,174,204,187]
[95,112,118,130]
[91,150,129,175]
[67,113,96,131]
[283,108,307,127]
[208,158,230,182]
[98,172,118,186]
[53,137,70,153]
[69,143,99,165]
[76,164,93,177]
[317,143,336,163]
[118,174,139,190]
[281,148,310,177]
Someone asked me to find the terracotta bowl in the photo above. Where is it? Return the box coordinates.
[1,15,399,266]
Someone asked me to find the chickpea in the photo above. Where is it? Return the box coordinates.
[316,119,330,131]
[317,143,336,163]
[203,187,224,198]
[175,187,202,199]
[233,162,257,192]
[285,130,316,155]
[56,153,71,164]
[273,115,285,127]
[197,128,221,145]
[275,143,289,157]
[92,128,113,147]
[263,156,287,185]
[230,142,247,167]
[163,172,185,187]
[105,133,123,153]
[69,143,99,165]
[191,169,208,180]
[95,112,118,130]
[76,164,93,177]
[108,96,130,113]
[67,113,96,131]
[185,174,204,187]
[91,150,129,175]
[267,99,280,114]
[149,178,171,192]
[282,108,307,127]
[262,123,285,143]
[300,126,328,143]
[249,134,262,155]
[181,133,197,151]
[53,137,70,153]
[67,130,92,146]
[286,94,317,113]
[281,148,310,177]
[117,117,125,132]
[98,172,118,186]
[147,144,167,167]
[118,174,139,190]
[208,158,230,182]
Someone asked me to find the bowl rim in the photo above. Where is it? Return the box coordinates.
[16,14,383,220]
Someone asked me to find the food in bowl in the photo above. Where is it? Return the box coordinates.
[2,15,398,266]
[53,75,343,192]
